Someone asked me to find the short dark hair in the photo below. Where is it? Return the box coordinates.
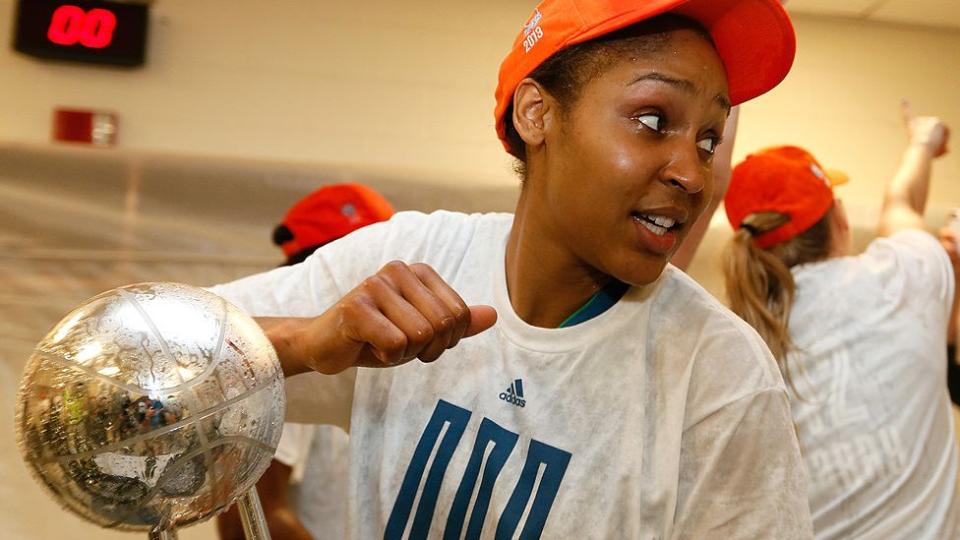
[503,14,714,177]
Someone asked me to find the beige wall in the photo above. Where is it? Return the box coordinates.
[736,14,960,227]
[1,3,958,198]
[0,0,531,187]
[4,3,958,289]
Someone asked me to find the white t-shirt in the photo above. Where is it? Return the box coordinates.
[273,423,350,539]
[211,210,812,539]
[787,230,960,539]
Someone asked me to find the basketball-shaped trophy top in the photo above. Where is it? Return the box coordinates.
[14,282,285,532]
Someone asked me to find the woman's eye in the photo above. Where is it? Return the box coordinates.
[697,137,718,155]
[636,114,662,132]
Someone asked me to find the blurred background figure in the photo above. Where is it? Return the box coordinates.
[721,102,957,538]
[272,183,395,266]
[938,218,960,406]
[217,183,394,540]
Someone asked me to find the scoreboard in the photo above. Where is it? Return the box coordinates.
[13,0,149,67]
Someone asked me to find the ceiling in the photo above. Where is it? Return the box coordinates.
[786,0,960,30]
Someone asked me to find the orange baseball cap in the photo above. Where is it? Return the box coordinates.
[724,146,849,249]
[272,183,395,261]
[494,0,796,151]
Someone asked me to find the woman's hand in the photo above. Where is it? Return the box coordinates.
[266,261,497,376]
[903,100,950,158]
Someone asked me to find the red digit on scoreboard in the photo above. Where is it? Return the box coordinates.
[46,5,117,49]
[80,9,117,49]
[47,5,85,46]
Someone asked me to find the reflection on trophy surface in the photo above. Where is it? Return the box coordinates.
[14,282,284,538]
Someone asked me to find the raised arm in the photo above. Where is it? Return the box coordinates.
[877,101,950,237]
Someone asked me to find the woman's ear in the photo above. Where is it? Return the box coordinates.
[512,78,551,150]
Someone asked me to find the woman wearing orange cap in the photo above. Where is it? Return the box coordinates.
[212,0,812,537]
[722,104,957,538]
[218,183,394,540]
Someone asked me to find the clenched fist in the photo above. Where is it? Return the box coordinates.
[263,261,497,376]
[903,100,950,158]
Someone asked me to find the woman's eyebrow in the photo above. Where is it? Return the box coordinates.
[629,71,694,91]
[629,71,731,112]
[716,94,732,113]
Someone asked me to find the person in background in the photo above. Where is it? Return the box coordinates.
[722,101,957,538]
[217,183,394,540]
[271,183,396,267]
[937,219,960,406]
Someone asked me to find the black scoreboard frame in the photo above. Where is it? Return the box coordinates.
[12,0,150,67]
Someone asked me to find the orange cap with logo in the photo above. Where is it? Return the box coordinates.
[724,146,849,249]
[494,0,797,152]
[272,183,395,261]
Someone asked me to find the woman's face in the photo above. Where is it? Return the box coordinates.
[530,28,730,285]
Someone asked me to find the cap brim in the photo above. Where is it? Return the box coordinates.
[544,0,796,106]
[825,168,849,186]
[673,0,796,106]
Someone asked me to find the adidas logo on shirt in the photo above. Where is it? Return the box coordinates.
[499,379,526,408]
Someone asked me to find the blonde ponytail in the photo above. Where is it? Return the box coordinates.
[723,210,833,393]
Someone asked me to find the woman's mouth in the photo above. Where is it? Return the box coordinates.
[632,212,681,235]
[631,211,685,255]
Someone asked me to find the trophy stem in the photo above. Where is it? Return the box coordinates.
[237,488,272,540]
[148,529,178,540]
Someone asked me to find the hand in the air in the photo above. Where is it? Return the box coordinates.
[902,100,950,158]
[292,261,497,374]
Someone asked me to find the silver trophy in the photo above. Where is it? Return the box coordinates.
[14,282,285,539]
